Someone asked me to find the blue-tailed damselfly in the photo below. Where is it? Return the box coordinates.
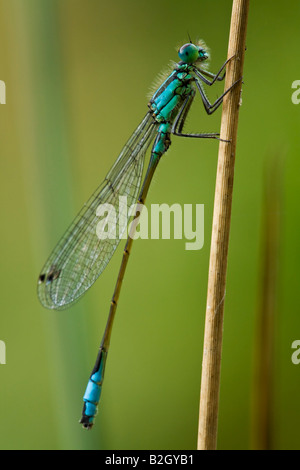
[38,40,238,428]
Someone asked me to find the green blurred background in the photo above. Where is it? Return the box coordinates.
[0,0,300,450]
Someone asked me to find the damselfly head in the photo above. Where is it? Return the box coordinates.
[178,40,209,64]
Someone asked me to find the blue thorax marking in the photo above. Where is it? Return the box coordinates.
[149,64,194,124]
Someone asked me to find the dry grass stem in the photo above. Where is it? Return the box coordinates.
[197,0,250,450]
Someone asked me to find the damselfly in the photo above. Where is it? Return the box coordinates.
[38,40,238,429]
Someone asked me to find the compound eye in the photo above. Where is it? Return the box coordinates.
[178,43,198,64]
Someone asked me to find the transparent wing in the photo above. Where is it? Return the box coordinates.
[38,112,157,310]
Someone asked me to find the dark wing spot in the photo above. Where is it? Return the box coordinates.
[46,266,61,284]
[38,273,46,284]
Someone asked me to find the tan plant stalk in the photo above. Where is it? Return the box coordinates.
[197,0,250,450]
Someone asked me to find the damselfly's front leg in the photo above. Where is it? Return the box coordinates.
[193,55,235,86]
